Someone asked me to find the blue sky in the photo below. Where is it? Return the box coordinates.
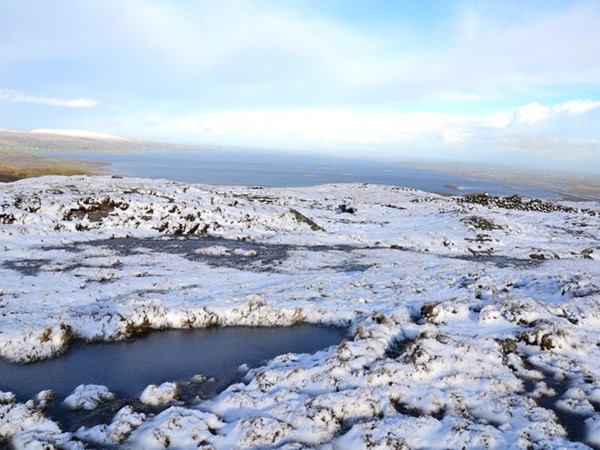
[1,0,599,172]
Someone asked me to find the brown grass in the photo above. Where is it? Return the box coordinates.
[0,163,96,182]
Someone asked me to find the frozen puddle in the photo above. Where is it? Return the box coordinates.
[0,325,346,427]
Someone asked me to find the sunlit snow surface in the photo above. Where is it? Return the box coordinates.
[1,175,599,449]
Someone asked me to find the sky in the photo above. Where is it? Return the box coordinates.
[1,0,599,173]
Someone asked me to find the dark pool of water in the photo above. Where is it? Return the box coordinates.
[42,150,559,199]
[522,366,599,447]
[0,325,346,403]
[449,254,544,269]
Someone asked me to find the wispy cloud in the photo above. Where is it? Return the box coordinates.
[2,1,599,107]
[513,99,600,124]
[0,89,98,108]
[553,99,600,115]
[145,109,484,145]
[513,102,552,124]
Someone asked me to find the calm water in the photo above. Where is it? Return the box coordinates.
[44,150,559,199]
[0,325,346,402]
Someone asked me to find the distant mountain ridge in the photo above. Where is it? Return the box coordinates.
[29,129,134,141]
[0,129,213,154]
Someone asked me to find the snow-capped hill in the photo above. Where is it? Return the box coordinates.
[30,128,133,141]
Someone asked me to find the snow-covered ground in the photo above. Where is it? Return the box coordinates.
[0,175,599,449]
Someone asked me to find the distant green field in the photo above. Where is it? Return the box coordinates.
[0,151,102,182]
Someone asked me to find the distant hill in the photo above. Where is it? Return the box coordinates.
[0,129,213,154]
[0,129,216,181]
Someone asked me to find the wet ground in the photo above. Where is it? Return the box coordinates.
[3,236,547,279]
[1,236,373,276]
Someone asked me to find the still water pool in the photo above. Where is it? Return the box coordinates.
[0,325,346,403]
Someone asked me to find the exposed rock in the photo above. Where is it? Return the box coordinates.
[457,193,583,214]
[337,204,357,214]
[462,215,503,231]
[290,208,325,231]
[64,196,129,222]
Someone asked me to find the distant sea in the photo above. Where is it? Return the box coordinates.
[43,150,561,199]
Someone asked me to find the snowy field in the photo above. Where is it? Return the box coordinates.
[1,175,599,449]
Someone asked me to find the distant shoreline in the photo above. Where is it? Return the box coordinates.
[1,142,598,202]
[344,156,599,202]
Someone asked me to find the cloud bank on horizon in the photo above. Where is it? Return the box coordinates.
[0,0,599,172]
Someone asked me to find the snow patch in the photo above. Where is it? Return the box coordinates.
[139,382,179,407]
[62,384,115,411]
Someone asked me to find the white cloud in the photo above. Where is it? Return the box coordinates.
[0,89,98,108]
[511,99,600,126]
[132,98,599,151]
[105,96,600,171]
[131,106,529,160]
[146,109,493,146]
[553,99,600,115]
[514,102,551,124]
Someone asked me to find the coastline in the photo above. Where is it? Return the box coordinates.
[387,159,600,202]
[2,143,599,202]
